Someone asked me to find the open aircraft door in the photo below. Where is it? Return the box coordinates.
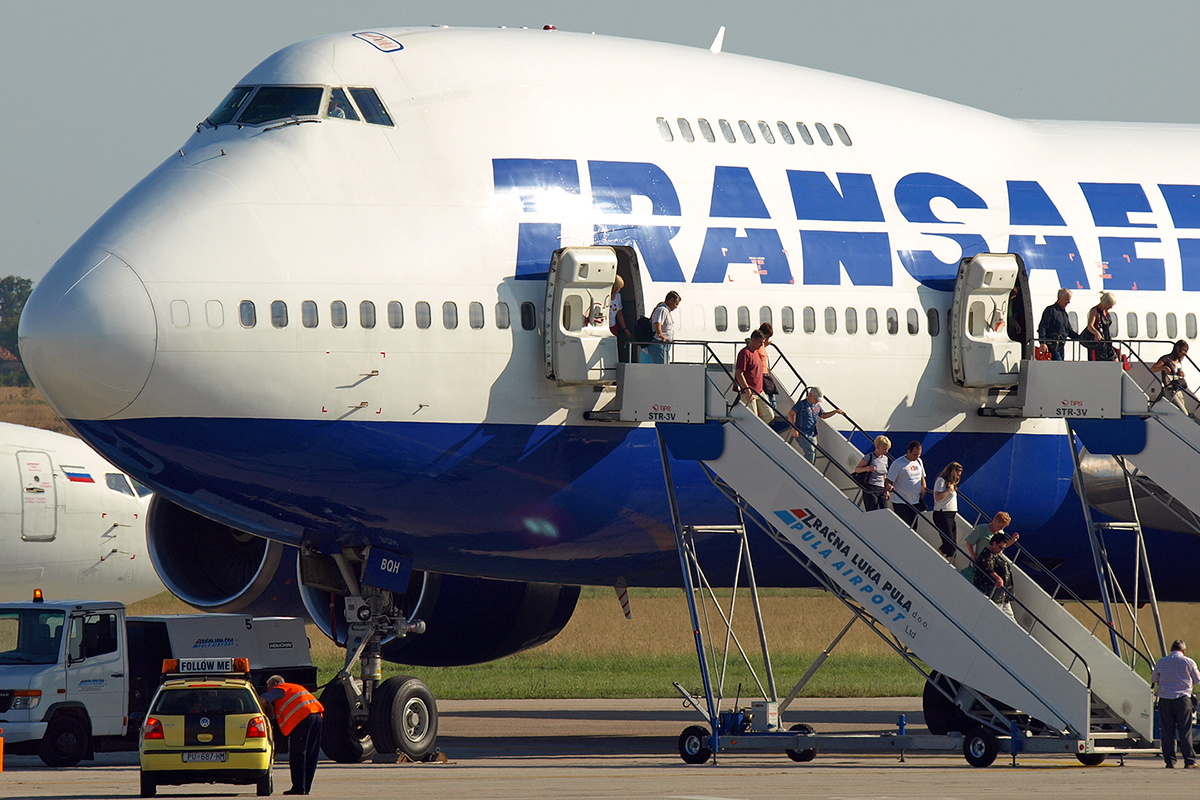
[544,246,619,385]
[949,253,1030,388]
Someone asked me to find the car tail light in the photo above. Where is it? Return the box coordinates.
[144,717,164,740]
[246,715,268,738]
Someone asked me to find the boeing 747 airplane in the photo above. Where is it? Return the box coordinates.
[18,25,1200,760]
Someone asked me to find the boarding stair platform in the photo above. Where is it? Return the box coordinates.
[618,343,1158,765]
[988,349,1200,522]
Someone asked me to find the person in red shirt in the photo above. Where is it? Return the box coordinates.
[734,330,774,422]
[260,675,324,795]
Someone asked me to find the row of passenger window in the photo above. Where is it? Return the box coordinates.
[717,304,936,336]
[199,299,1200,343]
[231,300,540,332]
[657,117,851,146]
[1065,310,1198,341]
[714,305,1200,341]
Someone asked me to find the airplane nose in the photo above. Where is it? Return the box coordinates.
[20,247,156,420]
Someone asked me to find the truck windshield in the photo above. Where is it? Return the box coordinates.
[0,609,65,665]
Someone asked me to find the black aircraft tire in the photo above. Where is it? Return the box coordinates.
[678,725,713,764]
[785,723,818,762]
[369,675,439,760]
[319,683,375,763]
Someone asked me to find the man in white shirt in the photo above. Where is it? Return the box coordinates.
[884,440,926,529]
[648,291,680,364]
[1152,639,1200,768]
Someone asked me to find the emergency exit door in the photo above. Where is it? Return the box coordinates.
[18,450,57,541]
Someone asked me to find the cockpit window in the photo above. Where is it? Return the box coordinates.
[238,86,323,126]
[105,473,135,496]
[348,88,394,126]
[207,86,253,126]
[326,88,360,121]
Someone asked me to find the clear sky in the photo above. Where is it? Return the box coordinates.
[4,0,1199,284]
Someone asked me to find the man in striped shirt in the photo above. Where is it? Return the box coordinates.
[1152,639,1200,768]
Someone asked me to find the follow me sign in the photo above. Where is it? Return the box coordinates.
[363,548,413,594]
[495,159,1200,292]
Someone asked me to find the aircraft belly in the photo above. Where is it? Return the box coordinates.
[66,416,1125,591]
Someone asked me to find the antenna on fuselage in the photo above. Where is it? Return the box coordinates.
[709,26,725,54]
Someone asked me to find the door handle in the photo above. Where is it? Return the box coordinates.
[111,673,124,678]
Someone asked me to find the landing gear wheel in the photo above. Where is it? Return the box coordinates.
[256,769,273,796]
[963,726,999,768]
[784,723,817,762]
[1076,752,1107,766]
[139,771,156,797]
[38,715,90,767]
[369,675,438,760]
[923,672,972,736]
[678,725,713,764]
[319,683,375,763]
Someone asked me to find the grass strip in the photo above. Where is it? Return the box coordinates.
[314,652,923,699]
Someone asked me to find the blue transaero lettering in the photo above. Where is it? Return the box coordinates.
[495,159,1199,291]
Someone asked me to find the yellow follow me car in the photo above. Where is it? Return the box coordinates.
[139,657,274,797]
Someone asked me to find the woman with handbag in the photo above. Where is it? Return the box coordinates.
[1083,292,1118,361]
[854,435,891,511]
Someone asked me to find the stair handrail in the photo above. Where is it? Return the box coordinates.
[689,344,1097,719]
[955,485,1155,674]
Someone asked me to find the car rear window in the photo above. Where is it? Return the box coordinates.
[153,687,258,715]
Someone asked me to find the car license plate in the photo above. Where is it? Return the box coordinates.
[182,751,227,763]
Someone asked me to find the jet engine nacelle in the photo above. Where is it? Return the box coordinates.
[145,495,306,616]
[299,568,580,667]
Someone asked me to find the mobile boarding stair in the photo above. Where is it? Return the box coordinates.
[992,345,1200,524]
[618,344,1158,767]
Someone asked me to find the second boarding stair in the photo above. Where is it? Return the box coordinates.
[995,352,1200,522]
[621,354,1155,747]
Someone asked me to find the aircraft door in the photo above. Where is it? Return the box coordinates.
[949,253,1027,388]
[544,247,619,385]
[17,450,57,542]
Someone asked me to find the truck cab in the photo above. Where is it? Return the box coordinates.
[0,599,130,766]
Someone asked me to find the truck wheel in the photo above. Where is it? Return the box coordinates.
[962,726,999,768]
[256,769,273,796]
[140,771,157,797]
[319,683,375,763]
[1076,752,1107,766]
[784,723,817,762]
[38,715,90,767]
[369,675,438,760]
[678,725,713,764]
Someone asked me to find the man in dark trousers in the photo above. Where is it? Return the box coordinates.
[1152,640,1200,769]
[1036,288,1080,360]
[261,674,324,794]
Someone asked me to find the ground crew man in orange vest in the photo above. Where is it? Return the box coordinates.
[260,674,324,795]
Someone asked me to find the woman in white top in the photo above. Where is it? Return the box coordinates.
[609,275,631,362]
[932,462,962,562]
[854,435,891,512]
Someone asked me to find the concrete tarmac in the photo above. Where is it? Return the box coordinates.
[0,697,1182,799]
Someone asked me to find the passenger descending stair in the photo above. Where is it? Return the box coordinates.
[626,361,1154,744]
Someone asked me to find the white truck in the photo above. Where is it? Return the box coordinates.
[0,597,314,766]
